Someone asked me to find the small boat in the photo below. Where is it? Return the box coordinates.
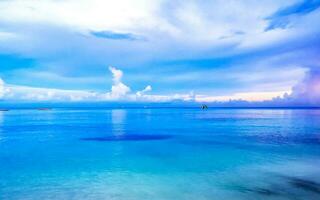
[37,108,51,111]
[201,105,208,109]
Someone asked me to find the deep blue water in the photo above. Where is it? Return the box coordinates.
[1,108,320,200]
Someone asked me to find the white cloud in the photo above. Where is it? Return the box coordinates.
[108,66,131,98]
[0,0,317,66]
[136,85,152,97]
[2,84,96,101]
[109,66,124,83]
[0,31,17,41]
[143,85,152,93]
[0,0,305,59]
[0,0,157,31]
[195,91,290,102]
[110,83,130,98]
[0,83,291,103]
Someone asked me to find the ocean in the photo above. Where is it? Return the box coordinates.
[0,108,320,200]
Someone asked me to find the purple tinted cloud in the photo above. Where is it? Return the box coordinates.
[289,68,320,105]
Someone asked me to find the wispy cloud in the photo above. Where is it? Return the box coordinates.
[271,0,320,17]
[265,0,320,31]
[136,85,152,97]
[91,30,144,41]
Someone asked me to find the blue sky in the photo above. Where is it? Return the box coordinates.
[0,0,319,104]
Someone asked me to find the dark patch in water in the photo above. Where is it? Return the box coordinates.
[288,177,320,194]
[233,185,281,196]
[80,134,172,142]
[298,137,320,145]
[250,188,281,196]
[230,175,320,199]
[246,134,320,145]
[180,134,320,152]
[181,139,257,151]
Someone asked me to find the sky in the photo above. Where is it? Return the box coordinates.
[0,0,319,105]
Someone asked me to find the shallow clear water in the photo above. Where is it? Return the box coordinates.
[1,108,320,200]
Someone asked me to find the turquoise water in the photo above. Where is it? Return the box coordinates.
[1,108,320,200]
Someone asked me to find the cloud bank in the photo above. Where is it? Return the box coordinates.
[0,67,170,102]
[0,66,319,106]
[275,68,320,106]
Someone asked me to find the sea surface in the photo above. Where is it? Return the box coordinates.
[0,108,320,200]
